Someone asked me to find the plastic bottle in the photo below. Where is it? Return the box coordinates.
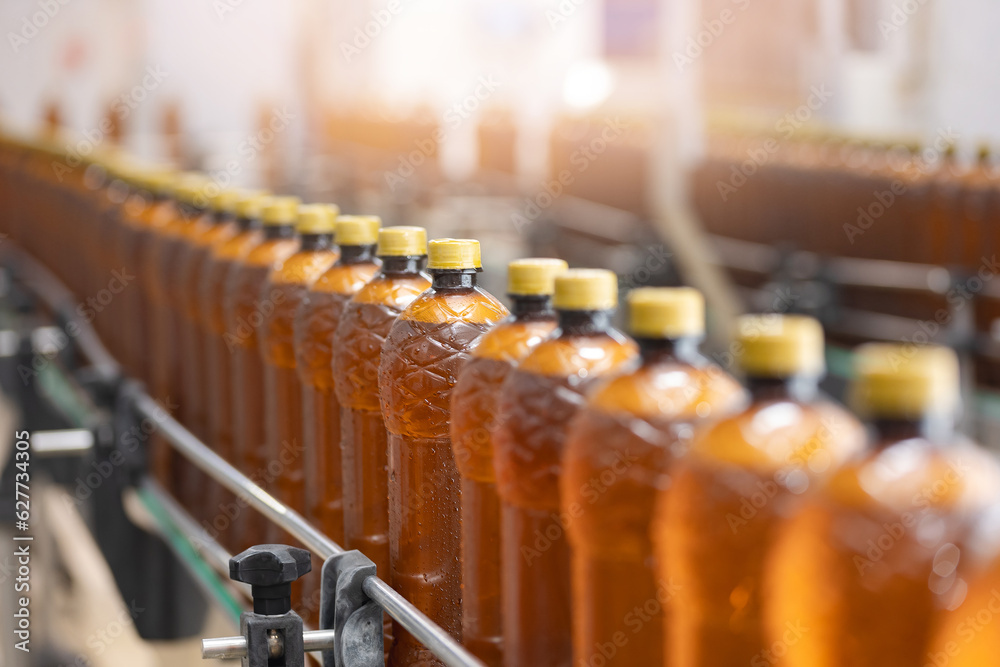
[379,239,508,666]
[449,257,567,666]
[199,191,268,551]
[563,287,744,667]
[291,213,380,616]
[655,314,865,667]
[224,195,300,550]
[259,204,341,546]
[332,226,430,650]
[494,269,638,667]
[762,344,1000,666]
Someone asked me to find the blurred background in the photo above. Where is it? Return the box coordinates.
[4,1,1000,662]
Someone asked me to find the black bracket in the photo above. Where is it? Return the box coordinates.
[320,550,384,667]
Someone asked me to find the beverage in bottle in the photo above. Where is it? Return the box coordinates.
[333,226,430,648]
[294,214,381,611]
[200,190,269,550]
[494,269,638,667]
[175,187,244,513]
[655,314,865,667]
[379,239,508,666]
[563,287,744,667]
[926,539,1000,667]
[224,195,300,549]
[259,204,341,546]
[295,215,380,544]
[450,257,567,666]
[762,344,1000,667]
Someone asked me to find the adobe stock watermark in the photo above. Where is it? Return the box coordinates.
[751,620,809,666]
[339,0,407,62]
[51,65,169,182]
[17,268,135,385]
[546,0,589,31]
[927,588,1000,667]
[716,84,834,202]
[580,579,682,667]
[618,245,673,293]
[223,286,288,353]
[673,0,752,71]
[510,116,629,233]
[879,0,930,40]
[204,107,295,198]
[843,126,959,244]
[8,0,73,53]
[383,75,501,192]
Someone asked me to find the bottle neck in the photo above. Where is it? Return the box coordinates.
[263,224,295,240]
[214,211,237,226]
[636,336,702,365]
[236,215,261,232]
[300,232,334,252]
[339,243,377,264]
[869,415,953,446]
[379,255,425,276]
[746,374,819,403]
[558,310,613,336]
[510,295,555,322]
[431,269,478,290]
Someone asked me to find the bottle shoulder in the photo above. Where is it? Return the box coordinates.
[689,398,866,472]
[352,273,431,309]
[245,237,299,267]
[517,329,638,377]
[267,247,337,284]
[310,260,378,295]
[587,361,746,420]
[472,318,558,362]
[400,285,509,325]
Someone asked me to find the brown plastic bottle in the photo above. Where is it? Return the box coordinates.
[199,191,268,551]
[224,195,300,550]
[926,539,1000,667]
[494,269,638,667]
[762,344,1000,667]
[332,226,429,649]
[293,215,381,612]
[379,239,508,666]
[449,258,567,666]
[655,315,865,667]
[259,204,341,547]
[563,288,744,667]
[175,188,244,514]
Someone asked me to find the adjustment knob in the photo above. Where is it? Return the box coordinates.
[230,544,312,615]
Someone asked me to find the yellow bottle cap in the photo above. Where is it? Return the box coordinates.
[296,204,340,234]
[851,344,960,419]
[336,215,381,246]
[172,173,212,208]
[553,269,618,311]
[234,190,271,220]
[428,238,481,270]
[210,189,242,214]
[261,196,300,226]
[508,258,568,296]
[737,314,825,377]
[629,287,705,339]
[378,226,427,256]
[137,167,176,194]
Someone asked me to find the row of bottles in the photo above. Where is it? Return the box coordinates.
[3,135,1000,667]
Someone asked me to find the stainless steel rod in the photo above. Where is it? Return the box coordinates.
[134,393,343,559]
[202,629,339,660]
[142,478,234,576]
[363,577,479,667]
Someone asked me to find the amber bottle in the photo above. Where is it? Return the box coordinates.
[763,344,1000,667]
[450,257,567,666]
[494,269,637,667]
[379,239,508,666]
[563,287,744,667]
[656,315,865,667]
[224,195,300,549]
[199,191,268,550]
[259,204,341,546]
[333,226,429,648]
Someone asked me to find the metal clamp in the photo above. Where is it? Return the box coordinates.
[321,551,384,667]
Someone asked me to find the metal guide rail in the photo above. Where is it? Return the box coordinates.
[0,243,483,667]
